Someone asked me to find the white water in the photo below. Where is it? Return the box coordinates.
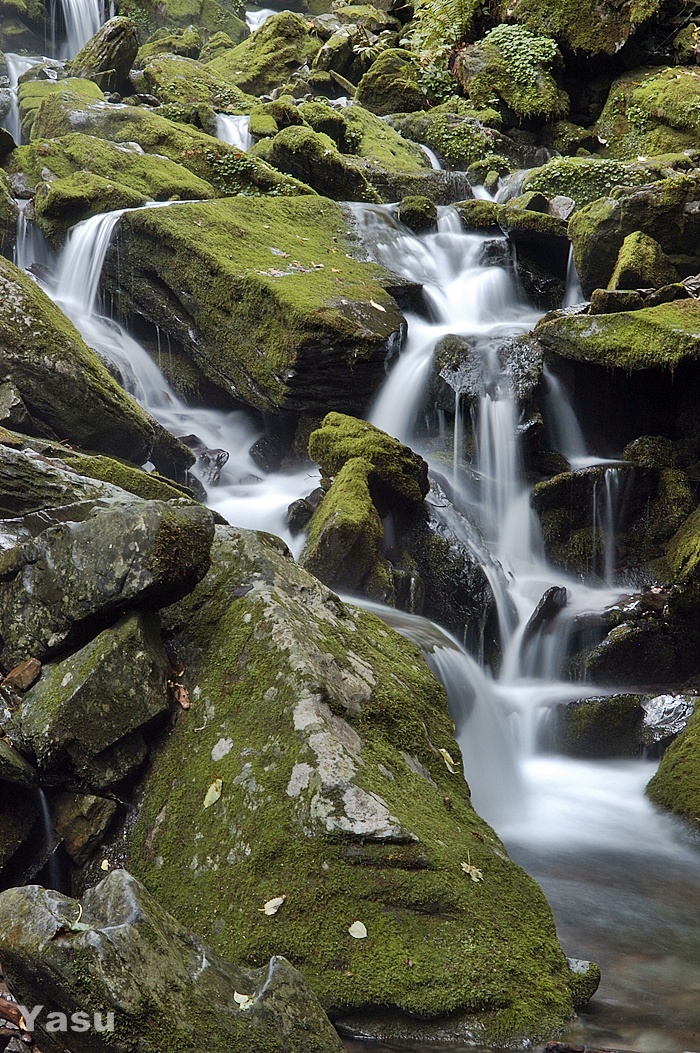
[51,0,111,57]
[245,6,276,31]
[215,113,253,151]
[419,144,442,170]
[1,53,42,144]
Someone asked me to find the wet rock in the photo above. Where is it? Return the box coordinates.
[1,658,41,693]
[0,787,39,877]
[389,106,518,171]
[493,0,660,53]
[52,793,118,865]
[397,195,437,233]
[0,255,194,478]
[355,48,427,115]
[556,695,645,757]
[0,869,345,1053]
[521,586,567,649]
[106,526,581,1042]
[0,499,214,667]
[0,740,38,788]
[267,125,380,202]
[8,612,171,786]
[608,231,678,292]
[565,959,601,1008]
[68,17,139,92]
[646,697,700,829]
[642,693,697,746]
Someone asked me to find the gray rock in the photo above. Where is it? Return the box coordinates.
[69,17,139,91]
[642,693,697,744]
[0,498,214,667]
[52,792,119,865]
[0,739,38,787]
[0,870,344,1053]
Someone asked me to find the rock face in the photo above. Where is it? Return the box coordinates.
[68,17,139,91]
[103,197,405,415]
[0,257,191,476]
[0,498,214,667]
[0,870,344,1053]
[106,526,582,1043]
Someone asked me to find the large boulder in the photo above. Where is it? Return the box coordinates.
[133,53,252,111]
[68,17,139,91]
[0,256,192,476]
[101,196,405,415]
[355,48,428,115]
[647,699,700,829]
[607,231,678,291]
[101,526,583,1044]
[0,497,214,667]
[8,612,172,788]
[267,125,380,202]
[17,77,103,141]
[389,104,517,170]
[0,870,344,1053]
[494,0,660,54]
[521,156,684,211]
[596,67,700,160]
[207,12,320,95]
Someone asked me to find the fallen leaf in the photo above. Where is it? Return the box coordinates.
[438,748,458,774]
[331,267,341,272]
[203,778,223,808]
[172,683,190,709]
[259,895,286,915]
[233,991,254,1011]
[460,855,483,882]
[100,859,110,871]
[369,299,386,312]
[348,920,367,939]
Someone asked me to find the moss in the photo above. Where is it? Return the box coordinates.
[494,0,660,55]
[355,48,428,116]
[268,125,380,202]
[646,699,700,828]
[199,30,238,63]
[608,230,678,290]
[111,196,404,414]
[134,54,253,111]
[298,100,351,151]
[62,453,193,501]
[34,173,146,238]
[451,24,567,121]
[248,111,279,138]
[116,526,578,1040]
[397,194,437,233]
[559,695,644,757]
[596,67,700,160]
[207,12,320,96]
[308,412,429,504]
[135,24,204,62]
[666,505,700,583]
[116,0,247,43]
[17,77,103,139]
[343,104,428,173]
[523,156,652,209]
[389,107,513,170]
[534,299,700,371]
[454,199,503,231]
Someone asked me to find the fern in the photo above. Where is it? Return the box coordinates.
[401,0,481,101]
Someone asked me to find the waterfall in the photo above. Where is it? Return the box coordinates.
[245,7,276,31]
[1,54,42,144]
[215,114,253,151]
[419,144,442,170]
[50,0,111,57]
[37,789,63,891]
[563,243,584,306]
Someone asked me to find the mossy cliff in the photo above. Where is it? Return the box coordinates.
[111,526,582,1044]
[104,196,405,415]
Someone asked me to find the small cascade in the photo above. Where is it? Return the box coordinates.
[245,6,276,31]
[14,200,54,274]
[542,362,590,467]
[215,113,253,151]
[50,0,111,57]
[419,144,442,170]
[37,789,62,891]
[591,465,628,584]
[1,53,42,144]
[563,243,584,306]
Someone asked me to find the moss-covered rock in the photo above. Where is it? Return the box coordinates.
[297,99,353,151]
[0,255,191,475]
[0,871,344,1053]
[199,29,238,62]
[582,619,677,686]
[343,102,428,174]
[389,104,515,170]
[68,16,139,91]
[534,300,700,371]
[207,11,320,96]
[134,53,252,111]
[17,76,103,139]
[136,23,204,62]
[494,0,660,55]
[596,66,700,161]
[451,24,567,121]
[666,505,700,584]
[29,92,310,197]
[0,0,47,52]
[355,48,428,115]
[9,612,171,787]
[646,700,700,828]
[0,169,18,252]
[110,526,581,1042]
[104,196,404,415]
[267,124,380,202]
[556,695,645,757]
[0,440,123,518]
[608,230,678,291]
[116,0,248,45]
[522,156,655,210]
[398,194,437,233]
[34,173,146,237]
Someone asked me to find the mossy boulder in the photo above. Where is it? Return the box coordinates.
[666,505,700,584]
[398,194,437,233]
[207,12,320,96]
[556,695,645,757]
[582,620,677,686]
[0,169,18,251]
[646,700,700,829]
[34,173,147,237]
[0,870,344,1053]
[199,30,238,62]
[297,99,352,151]
[9,612,171,787]
[0,0,47,52]
[17,76,103,139]
[29,93,309,197]
[494,0,660,55]
[267,125,380,202]
[389,105,515,170]
[608,231,678,291]
[567,175,700,295]
[0,255,192,475]
[534,300,700,371]
[596,67,700,160]
[355,48,428,115]
[451,24,567,121]
[102,196,405,415]
[522,156,655,211]
[116,0,248,44]
[134,53,252,111]
[342,103,428,174]
[136,24,204,62]
[68,16,139,91]
[110,526,582,1043]
[0,441,125,518]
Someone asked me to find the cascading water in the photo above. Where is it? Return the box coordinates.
[0,54,42,144]
[215,114,253,151]
[245,6,276,32]
[50,0,111,57]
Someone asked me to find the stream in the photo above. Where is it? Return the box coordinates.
[3,6,700,1051]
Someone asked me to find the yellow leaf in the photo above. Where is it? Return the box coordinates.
[259,895,286,915]
[438,748,458,774]
[369,299,386,312]
[233,991,254,1011]
[203,778,223,808]
[100,859,110,871]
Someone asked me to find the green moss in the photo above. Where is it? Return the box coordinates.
[666,505,700,583]
[389,106,512,170]
[134,54,253,111]
[248,111,279,138]
[608,230,678,290]
[494,0,659,55]
[268,124,380,202]
[343,104,428,173]
[116,0,247,42]
[298,100,351,151]
[646,699,700,828]
[199,30,238,63]
[117,526,578,1040]
[17,77,103,139]
[62,453,193,501]
[596,67,700,160]
[523,156,652,209]
[34,173,146,238]
[207,11,320,96]
[397,194,437,233]
[452,24,567,120]
[355,48,428,116]
[535,299,700,371]
[136,24,203,62]
[454,199,503,231]
[559,696,644,757]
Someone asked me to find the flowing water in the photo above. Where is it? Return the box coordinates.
[0,54,42,145]
[11,190,700,1051]
[49,0,111,57]
[215,113,253,151]
[245,6,276,31]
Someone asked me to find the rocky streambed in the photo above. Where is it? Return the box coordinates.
[1,0,700,1051]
